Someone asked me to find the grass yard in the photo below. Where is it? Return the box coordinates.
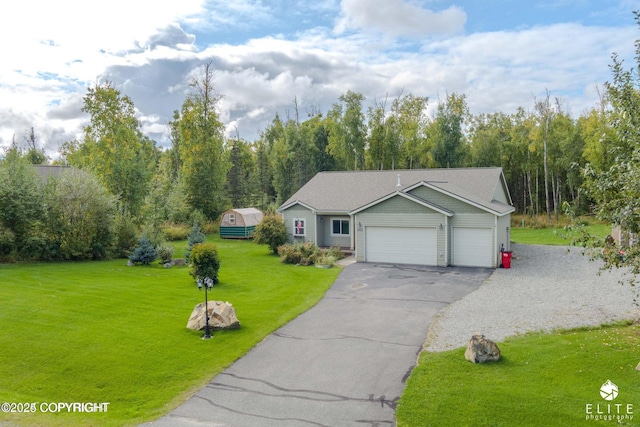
[397,322,640,427]
[511,223,611,246]
[0,236,341,426]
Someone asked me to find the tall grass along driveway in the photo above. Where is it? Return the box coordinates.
[0,237,340,426]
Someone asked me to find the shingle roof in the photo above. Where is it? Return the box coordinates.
[280,167,514,216]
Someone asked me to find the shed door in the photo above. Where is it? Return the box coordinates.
[452,227,494,267]
[365,227,437,265]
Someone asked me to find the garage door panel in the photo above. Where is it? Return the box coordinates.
[452,227,493,267]
[365,227,437,265]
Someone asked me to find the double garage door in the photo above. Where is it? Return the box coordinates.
[365,226,495,267]
[365,227,437,265]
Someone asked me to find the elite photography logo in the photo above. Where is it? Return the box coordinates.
[600,380,619,401]
[585,380,634,422]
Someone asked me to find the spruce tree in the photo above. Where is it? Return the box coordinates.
[129,236,157,265]
[185,222,205,262]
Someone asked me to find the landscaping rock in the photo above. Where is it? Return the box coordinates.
[464,334,501,364]
[127,260,135,267]
[636,362,640,372]
[163,262,172,268]
[187,301,240,331]
[172,258,186,267]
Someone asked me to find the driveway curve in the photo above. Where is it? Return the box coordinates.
[145,262,491,427]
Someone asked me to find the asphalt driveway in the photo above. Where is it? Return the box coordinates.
[146,262,491,427]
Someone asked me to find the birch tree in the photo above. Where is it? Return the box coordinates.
[327,90,366,170]
[175,63,229,220]
[68,82,157,218]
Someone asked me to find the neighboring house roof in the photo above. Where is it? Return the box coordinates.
[279,167,514,216]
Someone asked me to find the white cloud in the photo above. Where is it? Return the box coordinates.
[335,0,467,37]
[0,0,205,153]
[0,1,636,157]
[419,23,638,114]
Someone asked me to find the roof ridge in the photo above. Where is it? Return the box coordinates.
[317,167,501,174]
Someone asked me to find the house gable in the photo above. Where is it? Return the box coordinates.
[279,199,317,213]
[408,185,486,214]
[491,171,513,206]
[492,184,509,205]
[351,191,453,216]
[281,203,316,243]
[358,195,433,214]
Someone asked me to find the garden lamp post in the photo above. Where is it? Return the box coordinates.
[196,276,214,339]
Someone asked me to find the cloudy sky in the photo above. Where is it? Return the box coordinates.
[1,0,638,157]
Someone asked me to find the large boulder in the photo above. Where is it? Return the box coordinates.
[464,334,501,364]
[187,301,240,331]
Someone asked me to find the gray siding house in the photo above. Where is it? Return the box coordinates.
[278,168,514,268]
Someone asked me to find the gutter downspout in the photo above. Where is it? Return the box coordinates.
[444,215,448,267]
[350,214,355,250]
[494,215,498,268]
[314,212,318,245]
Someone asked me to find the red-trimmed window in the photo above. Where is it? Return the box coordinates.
[293,218,306,236]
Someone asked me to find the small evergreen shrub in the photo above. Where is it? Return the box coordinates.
[157,245,174,264]
[129,237,158,265]
[253,215,288,254]
[189,243,221,284]
[185,222,206,262]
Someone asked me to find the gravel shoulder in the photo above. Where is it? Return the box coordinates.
[425,243,640,352]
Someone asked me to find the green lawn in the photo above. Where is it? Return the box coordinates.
[0,236,341,426]
[397,322,640,426]
[511,223,611,245]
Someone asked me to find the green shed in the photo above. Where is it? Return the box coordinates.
[219,208,264,239]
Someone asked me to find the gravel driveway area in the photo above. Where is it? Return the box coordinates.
[425,244,640,352]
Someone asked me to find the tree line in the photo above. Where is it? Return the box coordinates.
[1,13,638,262]
[228,84,614,222]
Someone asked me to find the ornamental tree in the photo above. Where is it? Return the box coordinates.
[189,243,221,284]
[252,215,287,254]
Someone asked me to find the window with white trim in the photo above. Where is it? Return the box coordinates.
[331,219,350,236]
[229,213,235,225]
[293,218,306,236]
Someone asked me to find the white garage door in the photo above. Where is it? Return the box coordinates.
[452,227,494,267]
[365,227,437,265]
